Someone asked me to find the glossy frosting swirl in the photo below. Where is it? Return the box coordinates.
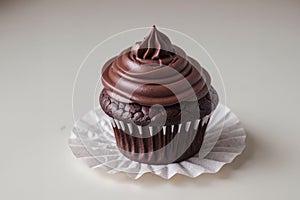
[101,26,211,106]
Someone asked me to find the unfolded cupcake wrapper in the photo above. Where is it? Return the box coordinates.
[69,104,246,179]
[109,116,211,165]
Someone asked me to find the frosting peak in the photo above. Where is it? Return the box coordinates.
[137,25,174,60]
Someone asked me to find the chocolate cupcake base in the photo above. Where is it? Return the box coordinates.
[100,87,218,165]
[109,117,210,165]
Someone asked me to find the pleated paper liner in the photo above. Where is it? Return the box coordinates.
[69,104,246,179]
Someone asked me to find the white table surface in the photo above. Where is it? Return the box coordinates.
[1,0,300,199]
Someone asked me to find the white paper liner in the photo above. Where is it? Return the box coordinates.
[69,104,246,179]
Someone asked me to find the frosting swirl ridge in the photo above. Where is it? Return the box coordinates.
[101,26,211,106]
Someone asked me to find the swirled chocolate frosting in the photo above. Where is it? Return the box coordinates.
[101,26,211,106]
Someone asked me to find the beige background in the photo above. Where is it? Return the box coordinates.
[1,0,300,199]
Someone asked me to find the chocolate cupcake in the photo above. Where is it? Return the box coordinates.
[100,26,218,165]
